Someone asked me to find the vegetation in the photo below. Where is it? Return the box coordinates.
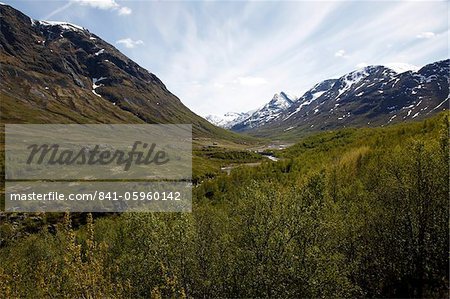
[0,113,448,298]
[192,146,265,183]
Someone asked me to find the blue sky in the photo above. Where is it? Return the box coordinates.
[4,0,449,116]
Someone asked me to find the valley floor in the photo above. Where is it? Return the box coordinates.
[0,113,449,298]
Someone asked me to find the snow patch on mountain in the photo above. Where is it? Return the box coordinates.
[285,91,326,120]
[94,49,105,56]
[385,63,419,74]
[336,68,370,99]
[35,20,87,32]
[92,77,106,97]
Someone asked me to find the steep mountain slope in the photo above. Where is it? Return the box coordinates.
[0,3,243,140]
[236,61,449,138]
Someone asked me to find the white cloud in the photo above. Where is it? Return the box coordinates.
[118,6,132,15]
[116,38,144,48]
[72,0,118,9]
[416,31,435,39]
[213,82,225,89]
[43,2,74,20]
[356,62,368,69]
[125,1,448,116]
[334,49,347,58]
[237,76,268,86]
[71,0,131,16]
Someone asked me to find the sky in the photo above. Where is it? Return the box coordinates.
[3,0,449,117]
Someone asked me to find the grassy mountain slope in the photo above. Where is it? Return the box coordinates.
[0,3,250,143]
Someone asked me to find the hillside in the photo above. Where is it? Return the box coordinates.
[0,3,247,142]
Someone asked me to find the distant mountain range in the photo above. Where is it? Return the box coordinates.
[206,112,253,129]
[209,60,449,137]
[206,91,297,129]
[0,3,242,141]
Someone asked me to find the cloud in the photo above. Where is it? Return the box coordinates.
[213,82,225,89]
[43,2,74,20]
[71,0,131,16]
[123,1,448,116]
[416,31,435,39]
[116,38,144,48]
[334,49,347,58]
[356,62,368,69]
[72,0,118,9]
[237,76,268,86]
[118,7,132,16]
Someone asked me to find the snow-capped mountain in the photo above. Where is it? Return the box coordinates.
[227,60,449,136]
[205,112,252,129]
[276,61,449,130]
[283,79,338,121]
[231,92,297,131]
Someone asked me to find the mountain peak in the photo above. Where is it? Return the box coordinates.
[269,92,296,109]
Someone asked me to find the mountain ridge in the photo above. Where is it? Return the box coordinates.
[209,60,449,138]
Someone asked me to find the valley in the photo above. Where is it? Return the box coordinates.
[0,2,448,298]
[1,112,448,298]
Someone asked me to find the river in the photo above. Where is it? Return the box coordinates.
[220,154,280,175]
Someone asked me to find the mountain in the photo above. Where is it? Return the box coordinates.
[205,112,253,129]
[230,61,449,137]
[230,92,297,132]
[383,63,419,74]
[0,3,243,140]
